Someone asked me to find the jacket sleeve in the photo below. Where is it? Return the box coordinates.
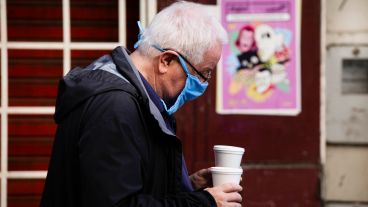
[78,91,216,207]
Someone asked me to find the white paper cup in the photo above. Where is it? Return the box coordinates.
[214,145,244,168]
[210,167,243,186]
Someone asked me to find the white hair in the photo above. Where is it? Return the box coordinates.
[137,1,227,65]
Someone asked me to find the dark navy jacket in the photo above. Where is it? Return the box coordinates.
[40,47,216,207]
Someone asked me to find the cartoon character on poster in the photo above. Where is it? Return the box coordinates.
[227,23,292,102]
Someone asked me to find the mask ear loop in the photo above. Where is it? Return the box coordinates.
[152,44,165,52]
[134,21,145,49]
[176,55,191,75]
[152,45,190,75]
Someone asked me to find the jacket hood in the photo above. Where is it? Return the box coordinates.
[54,47,148,124]
[54,46,174,137]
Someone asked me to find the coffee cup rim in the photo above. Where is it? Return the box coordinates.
[210,167,243,174]
[214,145,245,153]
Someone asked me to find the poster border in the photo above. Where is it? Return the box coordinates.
[216,0,302,116]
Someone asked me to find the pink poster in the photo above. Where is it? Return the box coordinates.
[216,0,301,115]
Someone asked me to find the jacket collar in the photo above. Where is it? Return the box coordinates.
[111,46,175,137]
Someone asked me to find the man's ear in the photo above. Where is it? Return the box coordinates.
[158,51,178,74]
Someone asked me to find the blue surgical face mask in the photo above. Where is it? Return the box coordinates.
[161,53,208,115]
[152,45,208,115]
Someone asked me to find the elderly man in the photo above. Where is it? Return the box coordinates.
[41,1,242,207]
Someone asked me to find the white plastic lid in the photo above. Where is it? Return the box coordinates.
[214,145,245,153]
[210,167,243,174]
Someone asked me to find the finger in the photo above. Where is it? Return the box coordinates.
[221,183,243,193]
[198,168,210,176]
[226,192,242,203]
[203,169,212,180]
[227,202,242,207]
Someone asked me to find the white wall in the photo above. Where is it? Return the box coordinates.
[326,0,368,45]
[323,0,368,205]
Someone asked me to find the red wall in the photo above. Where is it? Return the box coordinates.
[6,1,139,206]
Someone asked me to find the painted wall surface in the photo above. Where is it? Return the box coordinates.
[2,1,140,206]
[324,0,368,204]
[326,0,368,45]
[325,146,368,201]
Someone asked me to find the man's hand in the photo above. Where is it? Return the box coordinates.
[205,183,243,207]
[190,168,212,190]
